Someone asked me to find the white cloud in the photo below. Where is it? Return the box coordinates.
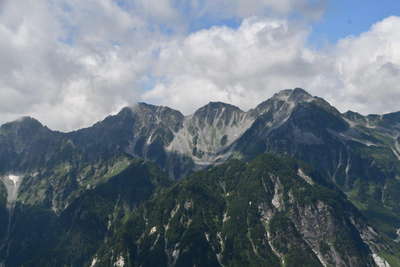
[0,0,158,131]
[0,0,399,132]
[143,16,400,116]
[3,0,324,131]
[143,17,316,113]
[327,16,400,114]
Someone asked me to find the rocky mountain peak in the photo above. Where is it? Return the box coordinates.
[270,88,312,102]
[166,102,253,165]
[251,88,314,117]
[193,101,245,128]
[0,116,48,142]
[195,101,243,113]
[289,87,313,101]
[133,102,184,118]
[2,116,44,130]
[129,102,184,132]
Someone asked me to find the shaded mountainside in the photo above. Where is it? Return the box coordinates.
[0,158,170,267]
[1,88,400,266]
[91,155,398,267]
[1,154,399,266]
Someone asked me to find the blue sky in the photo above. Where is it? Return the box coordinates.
[310,0,400,46]
[180,1,400,49]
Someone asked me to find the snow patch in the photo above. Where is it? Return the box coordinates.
[146,133,154,144]
[114,255,125,267]
[150,226,157,235]
[372,254,391,267]
[171,204,180,217]
[339,133,378,147]
[345,155,351,179]
[151,233,161,250]
[271,193,281,209]
[267,231,285,266]
[90,257,98,267]
[205,232,210,242]
[392,149,400,161]
[217,232,224,254]
[165,204,181,232]
[344,117,377,129]
[223,212,230,223]
[172,247,180,263]
[395,228,400,242]
[184,200,193,210]
[392,135,400,161]
[271,177,283,210]
[1,174,22,209]
[311,248,328,267]
[8,175,20,186]
[297,169,314,185]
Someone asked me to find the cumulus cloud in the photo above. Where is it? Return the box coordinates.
[143,16,400,116]
[0,0,399,131]
[0,0,158,131]
[327,16,400,114]
[0,0,326,131]
[143,17,317,113]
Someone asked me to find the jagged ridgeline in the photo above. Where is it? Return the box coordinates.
[0,88,400,266]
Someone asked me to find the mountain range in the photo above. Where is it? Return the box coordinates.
[1,88,400,266]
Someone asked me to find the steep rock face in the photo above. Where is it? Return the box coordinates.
[236,99,349,173]
[250,88,314,117]
[68,103,189,177]
[0,117,65,173]
[93,155,396,267]
[125,103,192,176]
[167,102,254,166]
